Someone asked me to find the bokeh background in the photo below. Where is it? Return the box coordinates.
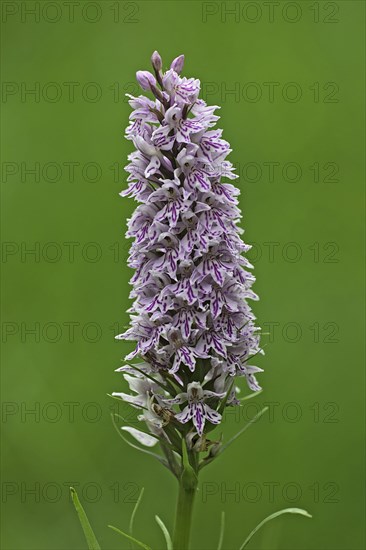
[1,1,365,549]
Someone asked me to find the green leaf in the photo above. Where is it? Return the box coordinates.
[108,525,152,550]
[108,393,148,412]
[155,515,173,550]
[159,439,182,479]
[129,487,145,536]
[124,362,167,391]
[181,438,198,490]
[244,345,267,363]
[113,413,176,453]
[70,487,101,550]
[217,511,225,550]
[201,407,269,469]
[124,356,180,396]
[219,407,268,455]
[239,508,312,549]
[239,389,263,402]
[182,437,190,469]
[217,379,234,415]
[111,413,169,468]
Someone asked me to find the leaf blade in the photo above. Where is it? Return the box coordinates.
[239,389,263,402]
[217,511,225,550]
[220,407,268,455]
[108,525,152,550]
[129,487,145,536]
[123,362,167,391]
[111,413,169,468]
[201,407,269,469]
[70,487,101,550]
[239,508,312,549]
[217,380,234,415]
[155,515,173,550]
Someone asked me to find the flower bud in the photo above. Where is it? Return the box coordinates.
[136,70,156,91]
[151,50,162,72]
[208,440,222,458]
[170,54,184,74]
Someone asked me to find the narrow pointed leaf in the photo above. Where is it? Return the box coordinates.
[182,437,190,469]
[108,525,152,550]
[126,356,181,395]
[129,487,145,535]
[159,440,181,479]
[124,362,167,391]
[111,413,169,468]
[218,379,234,414]
[70,487,101,550]
[239,508,312,549]
[108,393,148,412]
[201,407,268,469]
[112,413,175,450]
[181,438,198,489]
[245,344,267,363]
[155,515,173,550]
[113,412,177,454]
[217,511,225,550]
[220,407,268,455]
[239,389,263,402]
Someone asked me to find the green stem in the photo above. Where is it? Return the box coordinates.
[172,472,198,550]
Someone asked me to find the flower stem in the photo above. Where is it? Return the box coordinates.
[172,475,198,550]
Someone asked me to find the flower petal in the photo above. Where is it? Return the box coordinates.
[121,426,158,447]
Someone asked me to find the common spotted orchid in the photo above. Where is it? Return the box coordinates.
[70,52,311,550]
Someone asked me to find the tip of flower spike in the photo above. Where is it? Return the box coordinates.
[170,54,184,74]
[151,50,162,72]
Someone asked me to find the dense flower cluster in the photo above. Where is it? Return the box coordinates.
[113,52,263,450]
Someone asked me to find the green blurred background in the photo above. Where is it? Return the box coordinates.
[1,1,365,549]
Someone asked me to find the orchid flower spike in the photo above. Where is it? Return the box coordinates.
[114,51,263,459]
